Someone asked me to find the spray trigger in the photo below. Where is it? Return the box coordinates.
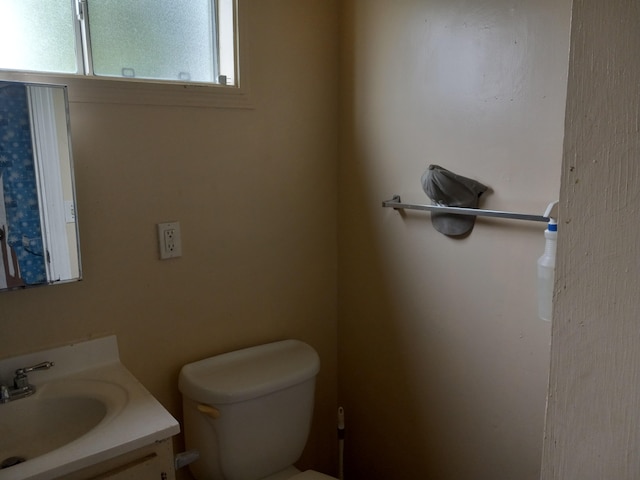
[543,201,559,224]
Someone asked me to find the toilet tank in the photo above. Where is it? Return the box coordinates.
[179,340,320,480]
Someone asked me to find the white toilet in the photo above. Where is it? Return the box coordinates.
[179,339,337,480]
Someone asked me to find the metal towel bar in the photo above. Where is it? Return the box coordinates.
[382,195,551,223]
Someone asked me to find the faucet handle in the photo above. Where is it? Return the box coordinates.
[14,361,54,388]
[15,361,55,377]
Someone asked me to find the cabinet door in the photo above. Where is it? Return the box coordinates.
[57,439,175,480]
[89,451,170,480]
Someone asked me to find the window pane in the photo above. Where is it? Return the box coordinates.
[87,0,215,83]
[0,0,79,74]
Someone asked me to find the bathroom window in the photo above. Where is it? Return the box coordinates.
[0,0,237,87]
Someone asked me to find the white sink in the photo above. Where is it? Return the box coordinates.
[0,379,125,463]
[0,336,179,480]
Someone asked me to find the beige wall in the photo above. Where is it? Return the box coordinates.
[338,0,571,478]
[0,1,339,477]
[8,1,632,479]
[542,0,640,478]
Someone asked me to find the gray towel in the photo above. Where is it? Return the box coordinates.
[421,165,488,237]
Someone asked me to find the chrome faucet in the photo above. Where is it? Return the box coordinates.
[0,361,54,403]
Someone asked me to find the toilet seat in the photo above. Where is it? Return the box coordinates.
[290,470,337,480]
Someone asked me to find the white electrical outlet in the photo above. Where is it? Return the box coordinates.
[157,222,182,259]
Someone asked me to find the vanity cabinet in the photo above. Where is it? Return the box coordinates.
[53,438,175,480]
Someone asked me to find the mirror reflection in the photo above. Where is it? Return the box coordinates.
[0,81,81,291]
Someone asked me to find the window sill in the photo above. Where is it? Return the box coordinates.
[0,71,253,110]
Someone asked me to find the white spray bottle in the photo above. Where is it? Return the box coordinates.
[537,202,558,321]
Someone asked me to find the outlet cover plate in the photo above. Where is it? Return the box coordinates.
[157,222,182,259]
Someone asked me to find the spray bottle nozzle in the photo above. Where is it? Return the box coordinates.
[542,201,559,233]
[543,201,559,223]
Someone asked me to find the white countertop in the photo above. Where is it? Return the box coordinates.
[0,336,180,480]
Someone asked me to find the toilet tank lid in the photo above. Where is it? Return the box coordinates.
[178,339,320,404]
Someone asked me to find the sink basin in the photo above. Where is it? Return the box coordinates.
[0,379,126,464]
[0,336,179,480]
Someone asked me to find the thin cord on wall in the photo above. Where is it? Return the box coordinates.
[338,406,345,480]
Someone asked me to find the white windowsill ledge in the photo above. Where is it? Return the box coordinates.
[0,71,253,110]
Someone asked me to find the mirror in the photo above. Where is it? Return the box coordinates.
[0,80,81,291]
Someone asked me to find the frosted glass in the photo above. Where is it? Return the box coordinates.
[0,0,78,74]
[88,0,215,83]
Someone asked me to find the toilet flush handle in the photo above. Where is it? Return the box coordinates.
[197,404,221,419]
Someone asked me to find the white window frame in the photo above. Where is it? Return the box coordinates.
[28,86,73,283]
[0,0,251,109]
